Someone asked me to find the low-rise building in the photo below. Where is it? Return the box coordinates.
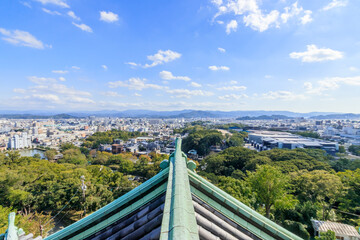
[312,219,360,240]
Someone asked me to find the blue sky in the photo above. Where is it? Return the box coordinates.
[0,0,359,113]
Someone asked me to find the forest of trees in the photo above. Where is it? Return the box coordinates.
[198,146,360,239]
[0,142,167,236]
[349,145,360,156]
[178,125,247,156]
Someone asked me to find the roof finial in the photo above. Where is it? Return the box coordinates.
[5,212,24,240]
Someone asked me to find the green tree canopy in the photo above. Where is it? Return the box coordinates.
[246,165,295,218]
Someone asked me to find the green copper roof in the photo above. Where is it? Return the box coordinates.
[160,138,199,240]
[45,166,169,240]
[188,170,303,240]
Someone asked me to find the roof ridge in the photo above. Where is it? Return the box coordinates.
[160,138,199,240]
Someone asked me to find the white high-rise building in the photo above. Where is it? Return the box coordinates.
[8,133,32,150]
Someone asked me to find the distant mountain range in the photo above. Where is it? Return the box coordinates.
[0,113,78,119]
[0,110,359,119]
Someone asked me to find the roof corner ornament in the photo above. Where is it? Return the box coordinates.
[160,159,169,170]
[187,160,197,171]
[5,212,24,240]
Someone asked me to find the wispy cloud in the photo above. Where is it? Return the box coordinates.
[52,70,68,74]
[209,65,230,71]
[322,0,348,11]
[102,65,108,70]
[290,45,343,62]
[108,78,167,91]
[72,22,93,33]
[218,93,248,100]
[216,85,246,91]
[166,89,214,98]
[159,71,190,81]
[42,8,61,15]
[190,82,202,88]
[262,90,306,100]
[101,91,123,97]
[12,75,94,106]
[0,28,47,49]
[67,11,80,21]
[34,0,69,8]
[304,76,360,95]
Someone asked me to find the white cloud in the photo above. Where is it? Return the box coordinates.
[32,93,60,102]
[28,76,57,84]
[305,76,360,95]
[300,10,312,24]
[211,0,312,33]
[58,77,66,81]
[100,11,119,23]
[144,50,181,68]
[322,0,347,11]
[108,78,167,91]
[21,2,32,8]
[159,71,191,81]
[72,22,93,33]
[209,65,230,71]
[349,67,358,72]
[216,85,247,90]
[13,88,26,93]
[281,2,303,23]
[264,75,273,79]
[72,66,80,70]
[212,0,223,5]
[0,28,46,49]
[290,45,343,62]
[125,62,138,67]
[42,8,61,15]
[218,93,248,100]
[166,89,214,98]
[190,82,202,88]
[229,80,238,84]
[218,47,226,53]
[101,91,122,97]
[67,11,80,21]
[226,20,238,34]
[102,65,108,70]
[134,93,142,97]
[34,0,69,8]
[52,70,68,74]
[262,90,306,100]
[243,10,279,32]
[12,75,94,106]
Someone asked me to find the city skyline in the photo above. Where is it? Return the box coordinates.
[1,0,360,113]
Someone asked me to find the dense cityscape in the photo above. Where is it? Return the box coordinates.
[1,114,360,239]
